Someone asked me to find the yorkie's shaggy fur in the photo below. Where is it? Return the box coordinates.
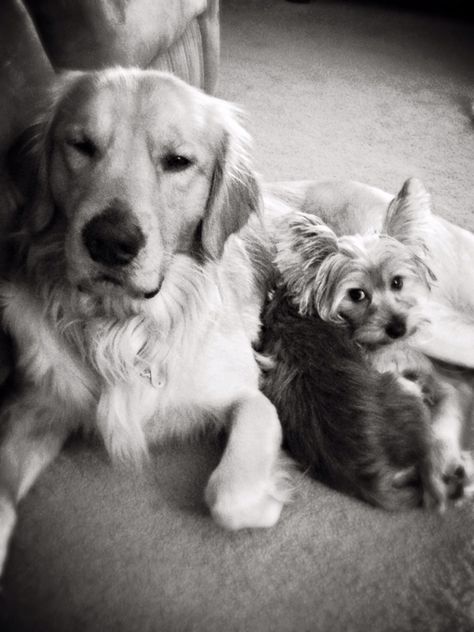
[261,178,471,509]
[260,288,446,510]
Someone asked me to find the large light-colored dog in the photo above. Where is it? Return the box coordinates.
[0,69,288,573]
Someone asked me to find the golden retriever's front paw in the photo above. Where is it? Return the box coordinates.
[205,476,284,530]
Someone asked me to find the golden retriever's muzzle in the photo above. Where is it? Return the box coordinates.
[82,207,145,268]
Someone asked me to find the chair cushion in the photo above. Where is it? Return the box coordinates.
[24,0,209,69]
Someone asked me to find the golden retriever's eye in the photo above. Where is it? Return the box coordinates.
[66,137,97,158]
[162,154,193,172]
[348,288,367,303]
[391,275,404,291]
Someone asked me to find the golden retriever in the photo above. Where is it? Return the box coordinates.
[0,68,289,573]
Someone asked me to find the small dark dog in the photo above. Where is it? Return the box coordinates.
[287,179,473,493]
[260,287,446,510]
[259,209,451,510]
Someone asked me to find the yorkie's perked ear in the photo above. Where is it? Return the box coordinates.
[383,178,433,255]
[7,71,85,235]
[383,177,437,286]
[202,100,261,259]
[274,212,340,315]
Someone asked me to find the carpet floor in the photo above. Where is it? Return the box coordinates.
[220,0,474,228]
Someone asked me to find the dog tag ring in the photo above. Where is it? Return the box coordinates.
[140,366,164,388]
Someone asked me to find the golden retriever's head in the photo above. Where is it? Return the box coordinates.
[12,69,260,301]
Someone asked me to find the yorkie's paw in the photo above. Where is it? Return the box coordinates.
[440,449,474,503]
[451,451,474,504]
[205,472,284,530]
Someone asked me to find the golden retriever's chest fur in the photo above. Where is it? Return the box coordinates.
[2,244,263,461]
[2,283,97,421]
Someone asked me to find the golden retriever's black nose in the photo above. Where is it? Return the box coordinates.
[385,318,406,339]
[82,208,145,266]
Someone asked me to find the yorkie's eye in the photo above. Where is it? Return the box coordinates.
[348,288,367,303]
[391,276,404,291]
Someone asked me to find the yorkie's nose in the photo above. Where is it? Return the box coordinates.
[82,207,145,267]
[385,317,406,339]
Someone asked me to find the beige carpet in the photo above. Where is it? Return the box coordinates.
[2,2,474,631]
[219,0,474,229]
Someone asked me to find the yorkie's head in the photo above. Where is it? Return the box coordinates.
[275,178,437,347]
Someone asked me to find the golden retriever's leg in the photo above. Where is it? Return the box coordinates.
[413,303,474,369]
[205,392,289,530]
[430,381,474,496]
[0,398,68,575]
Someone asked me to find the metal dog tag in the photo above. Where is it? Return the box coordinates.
[140,366,164,388]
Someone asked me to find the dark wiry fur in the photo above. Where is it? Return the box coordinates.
[260,286,445,510]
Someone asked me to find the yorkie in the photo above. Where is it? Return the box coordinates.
[270,177,472,502]
[260,285,447,510]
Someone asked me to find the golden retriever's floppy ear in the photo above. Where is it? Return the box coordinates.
[274,212,340,315]
[202,102,261,259]
[383,178,433,254]
[7,71,85,234]
[7,121,51,233]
